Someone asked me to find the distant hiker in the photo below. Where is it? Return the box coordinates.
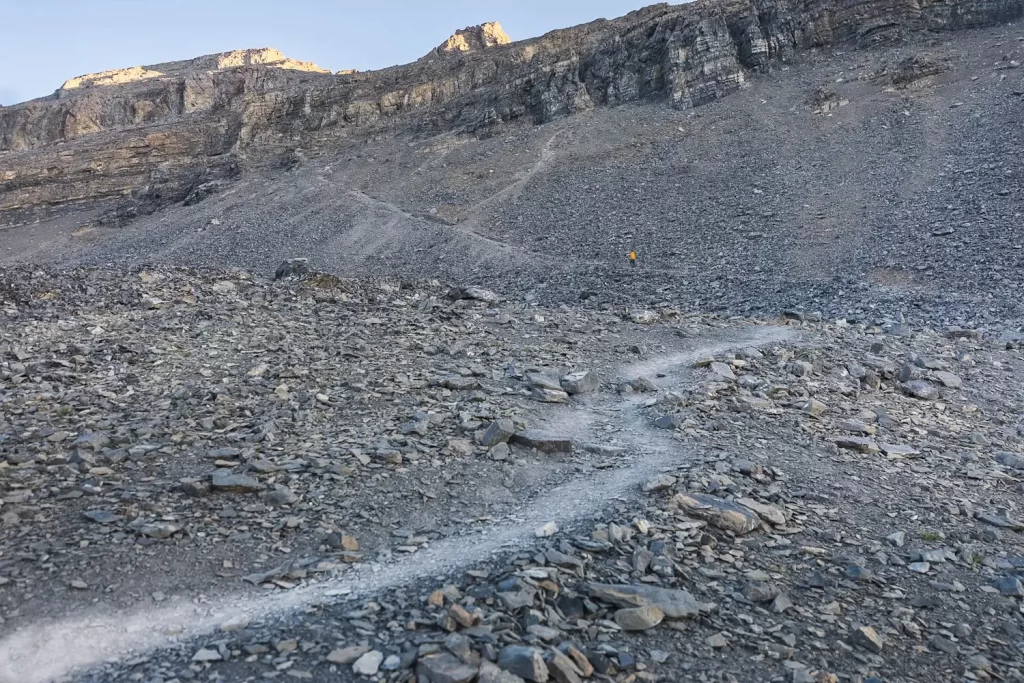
[629,250,637,268]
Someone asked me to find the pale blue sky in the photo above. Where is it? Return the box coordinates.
[0,1,655,105]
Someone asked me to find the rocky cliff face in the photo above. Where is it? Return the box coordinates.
[2,0,1022,226]
[422,22,512,60]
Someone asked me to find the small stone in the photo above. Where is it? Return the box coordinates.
[82,509,120,525]
[531,387,570,403]
[833,436,879,453]
[614,605,664,630]
[653,414,683,430]
[706,633,729,648]
[710,362,736,380]
[275,258,310,279]
[497,646,549,682]
[535,521,559,538]
[220,615,249,632]
[489,443,511,461]
[449,603,478,628]
[481,419,516,447]
[771,593,794,613]
[352,650,384,676]
[802,398,828,417]
[642,474,677,493]
[510,430,573,453]
[560,371,599,394]
[192,648,222,663]
[327,645,371,665]
[138,522,182,539]
[902,380,939,400]
[851,626,884,653]
[908,562,931,574]
[211,470,262,493]
[994,577,1024,597]
[885,531,906,547]
[789,360,813,377]
[263,484,298,507]
[479,661,528,683]
[930,635,959,656]
[416,652,478,683]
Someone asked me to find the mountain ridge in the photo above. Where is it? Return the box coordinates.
[0,0,1022,229]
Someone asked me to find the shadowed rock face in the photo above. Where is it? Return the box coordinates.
[1,0,1022,225]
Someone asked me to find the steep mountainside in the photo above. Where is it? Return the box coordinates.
[1,0,1022,227]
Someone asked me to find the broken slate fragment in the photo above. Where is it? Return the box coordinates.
[560,370,599,394]
[588,583,711,618]
[834,436,880,453]
[851,626,884,653]
[497,646,549,682]
[82,509,121,525]
[481,419,515,447]
[902,379,939,400]
[531,387,570,403]
[211,470,262,493]
[614,605,664,630]
[510,430,573,453]
[416,653,478,683]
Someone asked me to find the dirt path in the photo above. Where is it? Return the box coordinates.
[0,324,795,683]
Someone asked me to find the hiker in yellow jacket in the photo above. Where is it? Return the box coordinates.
[629,250,637,268]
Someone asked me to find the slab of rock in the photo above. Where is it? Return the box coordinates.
[672,492,761,534]
[614,605,664,630]
[417,653,478,683]
[211,470,262,493]
[543,649,584,683]
[479,661,527,683]
[274,258,310,279]
[834,436,880,453]
[629,310,660,324]
[560,370,599,394]
[481,419,515,447]
[654,414,683,430]
[327,645,371,665]
[527,371,563,391]
[352,650,384,676]
[82,509,121,524]
[902,379,939,400]
[531,387,570,403]
[710,362,736,380]
[933,371,962,388]
[510,430,572,453]
[454,287,501,304]
[497,646,549,682]
[588,583,710,618]
[642,474,677,493]
[851,626,884,653]
[880,443,920,457]
[995,452,1024,470]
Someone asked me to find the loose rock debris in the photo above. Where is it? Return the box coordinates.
[3,266,1024,683]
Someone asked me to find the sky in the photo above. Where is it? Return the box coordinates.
[0,1,654,105]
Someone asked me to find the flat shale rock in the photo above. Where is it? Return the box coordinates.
[510,430,573,453]
[210,470,262,493]
[589,584,710,618]
[672,492,762,534]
